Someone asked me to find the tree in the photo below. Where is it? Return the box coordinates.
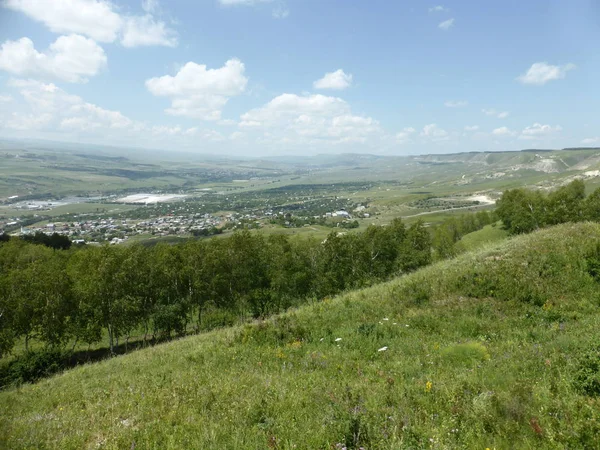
[584,187,600,221]
[68,246,125,354]
[496,188,547,234]
[399,220,432,272]
[546,179,585,225]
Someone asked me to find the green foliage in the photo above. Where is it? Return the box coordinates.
[0,217,433,360]
[0,348,71,387]
[574,347,600,396]
[21,232,72,250]
[3,223,600,448]
[496,180,594,235]
[441,342,490,366]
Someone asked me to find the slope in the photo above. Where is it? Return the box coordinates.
[2,223,600,449]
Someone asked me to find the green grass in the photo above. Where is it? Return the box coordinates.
[458,222,509,251]
[3,223,600,449]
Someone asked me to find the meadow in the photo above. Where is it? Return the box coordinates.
[2,222,600,449]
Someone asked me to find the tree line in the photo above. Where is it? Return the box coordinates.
[496,179,600,234]
[0,219,431,358]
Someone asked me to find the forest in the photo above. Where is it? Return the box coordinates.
[0,219,433,364]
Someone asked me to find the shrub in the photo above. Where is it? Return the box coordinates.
[0,348,72,388]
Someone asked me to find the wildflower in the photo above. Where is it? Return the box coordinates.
[383,318,389,321]
[425,381,432,392]
[335,337,342,342]
[319,338,324,342]
[378,346,388,352]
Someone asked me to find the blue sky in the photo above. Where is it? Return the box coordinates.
[0,0,598,156]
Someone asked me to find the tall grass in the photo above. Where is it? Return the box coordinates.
[2,223,600,449]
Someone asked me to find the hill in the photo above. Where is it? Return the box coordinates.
[3,223,600,448]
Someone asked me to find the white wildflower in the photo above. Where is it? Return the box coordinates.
[378,346,388,352]
[335,337,342,342]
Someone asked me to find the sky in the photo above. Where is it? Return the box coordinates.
[0,0,599,157]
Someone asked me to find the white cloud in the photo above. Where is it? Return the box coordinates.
[396,127,416,143]
[313,69,353,90]
[272,6,289,18]
[121,15,178,48]
[4,0,178,48]
[520,123,562,139]
[0,78,227,148]
[145,59,248,120]
[0,94,12,102]
[429,5,448,12]
[2,79,126,132]
[0,35,106,83]
[238,93,382,146]
[464,125,479,131]
[482,108,509,119]
[581,137,600,145]
[439,18,454,30]
[492,126,515,137]
[142,0,159,14]
[420,123,449,140]
[4,0,122,43]
[444,100,468,108]
[517,62,575,85]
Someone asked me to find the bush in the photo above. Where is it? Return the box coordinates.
[0,348,72,388]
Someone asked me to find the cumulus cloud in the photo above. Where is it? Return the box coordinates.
[396,127,416,143]
[2,79,126,131]
[438,18,454,30]
[121,15,178,48]
[4,0,122,43]
[521,123,562,136]
[0,35,106,83]
[482,108,509,119]
[492,126,515,137]
[4,0,178,48]
[145,59,248,120]
[517,62,575,85]
[313,69,353,90]
[420,123,448,140]
[518,123,562,140]
[0,78,225,147]
[0,94,12,102]
[444,100,468,108]
[464,125,479,131]
[238,93,382,146]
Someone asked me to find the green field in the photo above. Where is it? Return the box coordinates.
[3,223,600,449]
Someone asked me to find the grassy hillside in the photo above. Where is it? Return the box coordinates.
[457,223,509,251]
[3,223,600,449]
